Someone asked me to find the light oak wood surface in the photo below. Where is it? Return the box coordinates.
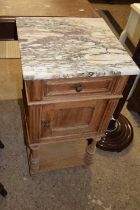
[22,76,129,174]
[0,59,22,100]
[0,41,20,58]
[0,0,99,17]
[25,77,119,102]
[38,140,87,172]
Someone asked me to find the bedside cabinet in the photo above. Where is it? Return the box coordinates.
[23,76,128,175]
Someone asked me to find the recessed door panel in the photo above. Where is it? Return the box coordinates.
[40,99,108,138]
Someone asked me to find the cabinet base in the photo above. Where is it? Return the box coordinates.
[28,140,87,175]
[97,114,133,152]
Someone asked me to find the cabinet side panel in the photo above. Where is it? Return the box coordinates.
[98,99,119,133]
[114,76,129,94]
[29,105,42,143]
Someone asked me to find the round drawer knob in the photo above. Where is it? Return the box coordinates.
[74,83,82,92]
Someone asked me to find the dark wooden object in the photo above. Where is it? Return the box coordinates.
[0,141,7,197]
[127,40,140,115]
[97,76,135,152]
[0,18,17,40]
[89,0,140,4]
[96,10,138,152]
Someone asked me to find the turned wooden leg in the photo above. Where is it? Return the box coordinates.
[30,145,39,175]
[85,136,101,165]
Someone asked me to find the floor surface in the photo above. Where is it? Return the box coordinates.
[0,101,140,210]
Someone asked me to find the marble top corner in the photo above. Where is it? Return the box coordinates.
[16,17,140,80]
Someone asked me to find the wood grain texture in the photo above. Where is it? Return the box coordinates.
[98,99,120,133]
[25,76,121,102]
[27,139,87,174]
[38,140,86,172]
[23,75,128,174]
[0,59,22,101]
[28,106,41,142]
[85,136,101,165]
[0,0,99,17]
[43,77,118,97]
[30,145,40,175]
[40,99,107,139]
[26,98,112,144]
[113,76,129,95]
[0,41,20,58]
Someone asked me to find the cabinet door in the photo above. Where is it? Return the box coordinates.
[40,99,109,139]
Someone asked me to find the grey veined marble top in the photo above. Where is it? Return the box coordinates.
[16,17,140,80]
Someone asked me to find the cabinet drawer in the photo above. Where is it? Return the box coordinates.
[25,76,121,101]
[43,77,117,97]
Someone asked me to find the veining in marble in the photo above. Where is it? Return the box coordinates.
[16,17,140,80]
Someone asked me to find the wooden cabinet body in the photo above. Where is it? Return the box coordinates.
[23,76,128,175]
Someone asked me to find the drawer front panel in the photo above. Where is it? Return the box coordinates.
[43,77,118,98]
[25,76,128,102]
